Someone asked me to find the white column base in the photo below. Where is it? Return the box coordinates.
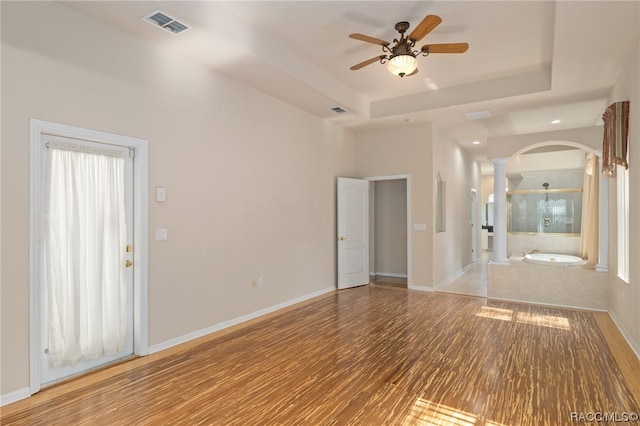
[595,264,609,273]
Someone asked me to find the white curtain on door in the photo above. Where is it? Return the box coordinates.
[46,145,128,367]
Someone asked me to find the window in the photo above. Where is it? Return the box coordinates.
[616,164,629,282]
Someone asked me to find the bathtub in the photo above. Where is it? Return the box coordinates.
[523,253,585,266]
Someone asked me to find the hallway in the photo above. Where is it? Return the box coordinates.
[437,251,490,297]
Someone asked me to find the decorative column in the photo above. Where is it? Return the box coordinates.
[596,152,609,272]
[491,158,509,265]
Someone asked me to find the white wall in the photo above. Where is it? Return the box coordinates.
[432,127,481,286]
[481,175,494,205]
[355,124,433,287]
[1,2,355,396]
[355,123,480,289]
[607,39,640,357]
[507,149,585,175]
[487,127,603,159]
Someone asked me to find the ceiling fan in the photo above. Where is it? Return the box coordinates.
[349,14,469,77]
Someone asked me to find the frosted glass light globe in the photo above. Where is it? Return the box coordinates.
[387,55,418,77]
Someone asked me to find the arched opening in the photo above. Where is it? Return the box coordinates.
[487,139,608,310]
[504,140,603,265]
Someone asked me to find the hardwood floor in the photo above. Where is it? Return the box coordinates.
[370,275,407,289]
[2,286,639,425]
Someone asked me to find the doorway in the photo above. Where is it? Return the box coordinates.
[366,175,411,288]
[29,120,149,393]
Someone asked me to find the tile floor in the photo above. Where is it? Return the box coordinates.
[370,251,490,298]
[436,251,489,297]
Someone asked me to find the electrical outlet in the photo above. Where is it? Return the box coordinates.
[258,277,264,287]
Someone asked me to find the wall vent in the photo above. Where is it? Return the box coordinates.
[466,110,492,120]
[330,106,347,114]
[143,10,190,35]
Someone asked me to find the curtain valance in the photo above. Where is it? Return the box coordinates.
[602,101,630,177]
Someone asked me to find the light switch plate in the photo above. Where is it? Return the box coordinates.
[155,186,166,202]
[156,228,168,240]
[414,223,427,231]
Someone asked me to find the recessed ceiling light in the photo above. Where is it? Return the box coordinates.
[551,119,561,124]
[423,78,439,91]
[472,141,481,145]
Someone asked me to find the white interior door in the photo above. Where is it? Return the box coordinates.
[337,177,370,289]
[38,134,135,386]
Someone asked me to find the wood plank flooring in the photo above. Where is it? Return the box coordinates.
[2,286,639,425]
[370,275,407,289]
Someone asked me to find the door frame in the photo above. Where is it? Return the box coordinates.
[364,174,412,288]
[29,119,149,394]
[470,188,478,263]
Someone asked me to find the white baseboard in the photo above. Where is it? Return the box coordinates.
[370,272,408,278]
[608,310,640,362]
[488,296,608,313]
[1,387,31,407]
[149,286,335,354]
[408,284,435,292]
[434,265,470,290]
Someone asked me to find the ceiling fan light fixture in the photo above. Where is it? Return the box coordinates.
[349,15,467,76]
[387,54,418,77]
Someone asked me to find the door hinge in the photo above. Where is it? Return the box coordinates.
[129,147,135,159]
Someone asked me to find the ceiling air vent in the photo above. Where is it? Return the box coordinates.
[466,110,492,120]
[143,10,190,35]
[330,106,347,114]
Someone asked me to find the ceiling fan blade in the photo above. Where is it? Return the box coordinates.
[350,55,386,70]
[422,43,469,54]
[408,15,442,42]
[349,33,390,46]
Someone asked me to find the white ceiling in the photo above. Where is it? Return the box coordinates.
[63,1,639,165]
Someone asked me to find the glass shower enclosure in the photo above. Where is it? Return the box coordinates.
[508,186,583,235]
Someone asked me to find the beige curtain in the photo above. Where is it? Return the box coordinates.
[579,153,599,268]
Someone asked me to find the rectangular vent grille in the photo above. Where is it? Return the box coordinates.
[144,10,190,35]
[466,110,492,120]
